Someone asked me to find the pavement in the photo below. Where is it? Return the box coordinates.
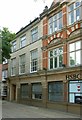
[1,100,81,119]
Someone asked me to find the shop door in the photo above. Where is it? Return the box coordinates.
[13,85,16,101]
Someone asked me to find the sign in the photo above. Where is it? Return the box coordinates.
[66,73,81,80]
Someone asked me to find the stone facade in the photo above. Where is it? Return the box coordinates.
[7,0,82,115]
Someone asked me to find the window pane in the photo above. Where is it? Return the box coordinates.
[54,57,57,68]
[50,58,53,69]
[69,43,75,52]
[76,51,81,65]
[50,51,53,57]
[69,4,74,12]
[76,41,81,50]
[59,55,63,67]
[70,52,75,66]
[76,8,80,20]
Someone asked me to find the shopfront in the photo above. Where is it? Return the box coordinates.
[66,73,82,104]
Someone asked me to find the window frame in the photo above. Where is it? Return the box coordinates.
[49,47,63,70]
[30,49,38,73]
[20,35,26,48]
[20,83,29,99]
[48,11,63,35]
[48,81,64,102]
[11,58,16,76]
[32,83,42,100]
[68,0,81,25]
[12,40,16,52]
[19,54,26,74]
[31,27,38,42]
[69,40,82,67]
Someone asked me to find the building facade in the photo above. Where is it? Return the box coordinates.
[1,59,8,100]
[7,0,82,115]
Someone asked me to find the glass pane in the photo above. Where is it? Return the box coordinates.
[59,55,63,67]
[76,41,81,50]
[76,51,81,65]
[50,51,53,57]
[70,52,75,66]
[59,18,62,29]
[69,4,74,12]
[50,58,53,69]
[76,8,80,20]
[71,11,74,23]
[59,47,63,54]
[54,49,57,56]
[75,1,80,8]
[69,43,75,52]
[54,57,57,68]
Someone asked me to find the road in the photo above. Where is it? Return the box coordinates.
[2,100,80,119]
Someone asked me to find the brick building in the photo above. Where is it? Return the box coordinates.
[7,0,82,115]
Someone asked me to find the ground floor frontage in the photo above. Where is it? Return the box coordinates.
[7,66,82,116]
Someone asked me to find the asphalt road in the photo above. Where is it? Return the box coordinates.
[2,100,80,119]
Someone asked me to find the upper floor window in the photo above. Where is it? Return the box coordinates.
[30,49,38,72]
[31,27,38,42]
[49,11,63,34]
[3,59,8,64]
[2,70,7,81]
[69,41,82,66]
[20,35,26,48]
[12,41,16,52]
[68,0,81,25]
[19,54,25,74]
[49,47,63,69]
[11,58,16,76]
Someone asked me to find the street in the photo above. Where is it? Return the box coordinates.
[2,100,80,119]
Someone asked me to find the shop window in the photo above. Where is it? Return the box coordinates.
[69,80,82,104]
[48,81,64,102]
[21,84,29,98]
[32,83,42,100]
